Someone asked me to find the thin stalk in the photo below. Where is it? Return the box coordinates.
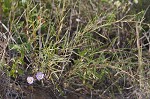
[38,0,42,60]
[0,1,2,29]
[136,22,143,89]
[136,5,150,91]
[57,0,66,41]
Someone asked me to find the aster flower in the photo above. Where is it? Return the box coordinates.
[36,72,44,81]
[27,76,34,84]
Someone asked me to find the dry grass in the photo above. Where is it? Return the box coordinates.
[0,0,150,98]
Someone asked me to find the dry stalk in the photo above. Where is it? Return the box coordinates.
[135,22,144,90]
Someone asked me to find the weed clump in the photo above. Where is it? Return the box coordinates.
[0,0,150,98]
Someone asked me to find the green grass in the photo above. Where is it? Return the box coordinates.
[0,0,150,98]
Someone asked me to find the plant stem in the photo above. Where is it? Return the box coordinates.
[136,22,143,89]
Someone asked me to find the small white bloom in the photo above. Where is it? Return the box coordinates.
[36,72,44,81]
[27,77,34,84]
[15,70,18,73]
[76,18,81,22]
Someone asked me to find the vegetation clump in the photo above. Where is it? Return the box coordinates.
[0,0,150,98]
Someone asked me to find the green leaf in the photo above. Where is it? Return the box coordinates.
[10,44,21,50]
[18,69,24,75]
[2,0,11,13]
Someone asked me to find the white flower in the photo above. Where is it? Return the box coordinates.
[27,77,34,84]
[76,18,81,22]
[36,72,44,81]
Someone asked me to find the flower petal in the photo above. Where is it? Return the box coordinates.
[27,76,34,84]
[36,72,44,81]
